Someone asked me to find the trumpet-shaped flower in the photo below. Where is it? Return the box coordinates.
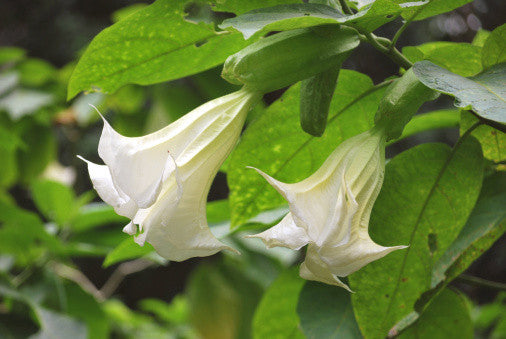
[248,127,406,290]
[80,89,259,261]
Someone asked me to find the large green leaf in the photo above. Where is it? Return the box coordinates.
[67,0,250,99]
[482,23,506,70]
[460,111,505,163]
[252,268,305,339]
[31,180,78,226]
[431,171,506,288]
[65,283,109,339]
[350,138,483,339]
[30,307,87,339]
[0,284,87,339]
[186,261,263,339]
[228,70,387,227]
[413,61,506,124]
[209,0,301,15]
[401,0,472,21]
[103,237,158,268]
[297,281,361,339]
[391,109,459,144]
[72,203,129,233]
[403,42,482,77]
[220,1,425,40]
[0,202,63,264]
[398,288,473,339]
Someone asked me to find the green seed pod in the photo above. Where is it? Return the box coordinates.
[221,25,360,93]
[300,64,342,137]
[375,68,439,141]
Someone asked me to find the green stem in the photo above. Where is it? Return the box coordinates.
[359,31,413,69]
[470,110,506,134]
[390,7,423,49]
[457,274,506,291]
[337,0,353,14]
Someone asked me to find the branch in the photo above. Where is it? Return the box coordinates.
[359,32,413,69]
[470,111,506,134]
[49,261,106,302]
[99,259,155,299]
[457,274,506,291]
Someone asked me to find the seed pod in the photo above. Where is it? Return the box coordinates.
[300,64,342,137]
[221,25,359,93]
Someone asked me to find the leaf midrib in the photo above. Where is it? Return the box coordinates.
[378,137,469,332]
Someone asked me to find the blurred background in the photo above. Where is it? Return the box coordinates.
[0,0,504,338]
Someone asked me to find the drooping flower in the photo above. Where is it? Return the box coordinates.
[80,89,260,261]
[247,127,406,290]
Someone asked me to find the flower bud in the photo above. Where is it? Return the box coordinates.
[222,25,359,92]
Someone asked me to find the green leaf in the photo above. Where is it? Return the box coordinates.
[252,267,305,339]
[482,23,506,70]
[30,307,87,339]
[460,111,505,163]
[139,296,189,325]
[228,70,386,227]
[220,1,424,40]
[31,180,78,226]
[0,147,18,188]
[472,29,491,47]
[297,281,361,339]
[350,138,483,339]
[18,59,56,87]
[391,109,460,144]
[187,261,263,339]
[65,283,109,339]
[413,61,506,124]
[206,199,231,225]
[0,89,54,120]
[103,237,157,268]
[111,3,148,23]
[0,283,87,339]
[0,202,63,264]
[67,0,251,99]
[0,47,25,65]
[399,289,473,339]
[17,124,56,183]
[403,42,482,77]
[72,203,129,233]
[402,0,472,21]
[209,0,301,15]
[431,171,506,287]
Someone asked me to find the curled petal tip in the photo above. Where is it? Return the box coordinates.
[88,103,105,120]
[122,222,137,235]
[76,155,87,163]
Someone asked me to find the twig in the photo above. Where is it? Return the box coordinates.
[49,261,106,302]
[470,110,506,134]
[99,259,155,299]
[457,274,506,291]
[337,0,353,15]
[390,7,423,49]
[359,32,413,69]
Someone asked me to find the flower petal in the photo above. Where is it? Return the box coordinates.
[246,213,310,250]
[319,238,407,277]
[300,245,353,292]
[78,156,138,219]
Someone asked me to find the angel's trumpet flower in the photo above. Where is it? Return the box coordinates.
[80,89,260,261]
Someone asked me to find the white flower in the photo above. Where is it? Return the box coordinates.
[247,127,406,290]
[79,89,260,261]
